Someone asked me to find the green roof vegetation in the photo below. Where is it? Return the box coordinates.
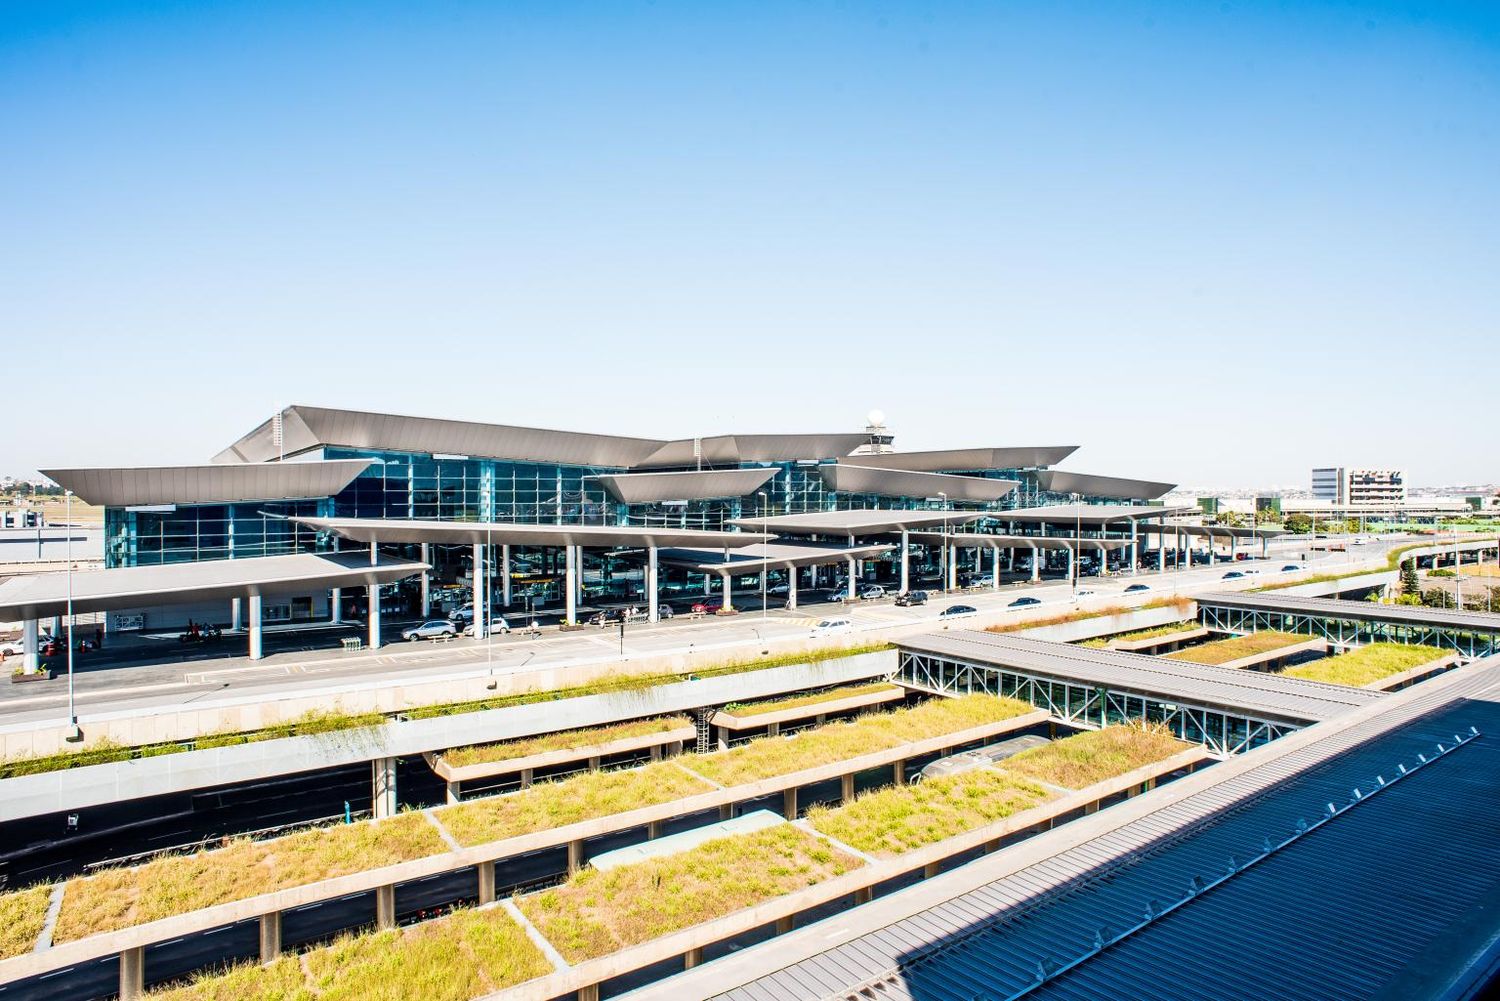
[1079,621,1199,648]
[683,694,1035,788]
[441,715,692,769]
[517,824,860,964]
[1253,537,1500,593]
[986,596,1196,635]
[807,770,1049,856]
[0,883,51,960]
[439,760,714,847]
[1162,630,1313,666]
[723,681,902,717]
[1002,724,1191,790]
[1280,643,1448,688]
[146,905,551,1001]
[52,811,446,942]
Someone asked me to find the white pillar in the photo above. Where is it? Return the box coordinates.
[565,546,578,624]
[248,594,263,660]
[1066,546,1074,583]
[1129,521,1139,574]
[331,536,343,625]
[991,545,1001,590]
[1158,536,1166,572]
[368,537,381,649]
[900,529,910,594]
[231,597,242,632]
[502,544,512,607]
[647,546,659,622]
[420,543,431,616]
[1230,534,1238,562]
[788,565,798,609]
[574,546,585,609]
[947,545,957,591]
[372,757,398,819]
[21,618,38,675]
[472,543,486,639]
[846,558,857,600]
[1096,543,1109,575]
[722,572,732,608]
[1031,544,1041,582]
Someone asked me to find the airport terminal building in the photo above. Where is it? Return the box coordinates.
[9,405,1193,667]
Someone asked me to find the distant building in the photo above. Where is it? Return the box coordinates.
[1197,497,1219,515]
[1255,495,1282,518]
[1311,467,1406,508]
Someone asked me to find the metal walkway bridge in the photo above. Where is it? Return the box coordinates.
[897,631,1382,756]
[1196,592,1500,661]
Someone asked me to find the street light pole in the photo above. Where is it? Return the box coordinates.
[65,489,80,741]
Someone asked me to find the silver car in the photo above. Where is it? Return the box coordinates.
[402,620,457,641]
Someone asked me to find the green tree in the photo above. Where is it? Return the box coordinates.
[1284,513,1313,535]
[1399,559,1420,597]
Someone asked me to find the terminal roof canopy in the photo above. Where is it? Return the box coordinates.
[40,460,374,508]
[1035,469,1177,501]
[658,541,896,574]
[996,504,1192,526]
[731,509,989,536]
[0,552,426,622]
[1157,522,1288,540]
[819,465,1018,503]
[290,516,767,550]
[906,532,1135,550]
[593,468,778,504]
[847,446,1079,472]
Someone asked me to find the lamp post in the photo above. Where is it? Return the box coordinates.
[65,489,80,742]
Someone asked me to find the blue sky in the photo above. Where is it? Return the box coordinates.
[3,1,1496,488]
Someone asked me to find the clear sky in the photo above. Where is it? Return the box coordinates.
[3,1,1496,489]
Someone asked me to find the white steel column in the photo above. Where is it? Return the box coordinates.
[420,543,431,616]
[1130,521,1139,574]
[1096,542,1109,575]
[372,757,398,819]
[1230,534,1238,562]
[574,546,585,609]
[899,529,909,594]
[1158,534,1166,572]
[472,543,487,639]
[502,544,512,607]
[21,619,38,675]
[787,566,798,609]
[368,536,381,650]
[565,546,578,625]
[647,546,659,623]
[947,545,957,591]
[1065,545,1074,583]
[231,597,242,632]
[846,558,857,600]
[330,537,343,625]
[990,545,1001,590]
[248,594,264,660]
[1031,543,1041,582]
[722,572,732,608]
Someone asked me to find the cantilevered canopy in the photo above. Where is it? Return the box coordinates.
[0,552,426,622]
[1036,469,1176,501]
[593,468,777,504]
[907,532,1135,551]
[996,504,1193,526]
[849,446,1078,472]
[819,465,1017,504]
[731,509,987,536]
[658,542,896,575]
[289,516,767,550]
[41,460,373,508]
[1154,523,1288,540]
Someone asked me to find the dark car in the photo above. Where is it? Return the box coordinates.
[894,590,928,607]
[1007,596,1042,608]
[1280,564,1304,573]
[1124,583,1151,593]
[938,604,977,618]
[1221,571,1244,580]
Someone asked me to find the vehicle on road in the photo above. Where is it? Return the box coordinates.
[403,620,458,641]
[894,590,928,607]
[691,601,724,615]
[448,605,475,625]
[1124,583,1151,593]
[1008,596,1042,608]
[1222,571,1245,580]
[1074,589,1096,599]
[939,604,977,618]
[0,640,26,658]
[767,582,790,596]
[858,585,886,600]
[1281,564,1305,572]
[811,617,852,637]
[462,617,511,637]
[657,604,675,619]
[916,735,1053,783]
[968,574,995,588]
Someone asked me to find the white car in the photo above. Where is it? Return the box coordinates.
[1073,589,1096,600]
[462,617,511,637]
[858,585,886,600]
[811,617,853,637]
[402,620,458,641]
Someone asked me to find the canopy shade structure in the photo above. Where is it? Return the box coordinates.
[632,434,871,469]
[41,460,373,508]
[0,552,426,622]
[1156,522,1288,540]
[730,509,988,537]
[1035,469,1176,501]
[658,541,896,575]
[592,468,778,504]
[995,504,1193,526]
[818,465,1018,504]
[288,516,767,550]
[906,532,1135,551]
[847,446,1078,472]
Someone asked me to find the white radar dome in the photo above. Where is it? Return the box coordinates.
[866,409,886,427]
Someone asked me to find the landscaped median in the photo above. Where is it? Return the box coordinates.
[1163,630,1324,669]
[1280,643,1457,690]
[431,715,695,784]
[712,681,906,729]
[1079,621,1205,651]
[0,884,52,961]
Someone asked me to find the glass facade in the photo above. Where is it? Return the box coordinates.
[105,501,325,567]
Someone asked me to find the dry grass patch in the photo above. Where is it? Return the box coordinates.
[1163,630,1312,666]
[148,906,550,1001]
[54,811,445,942]
[725,682,902,717]
[1001,724,1190,790]
[439,761,713,847]
[1281,643,1447,688]
[808,770,1050,856]
[0,883,52,959]
[1080,621,1199,649]
[684,694,1034,788]
[518,824,859,963]
[443,715,691,769]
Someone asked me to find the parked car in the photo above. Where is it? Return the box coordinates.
[858,585,886,600]
[657,604,675,619]
[447,605,476,625]
[0,639,25,659]
[1124,583,1151,593]
[811,617,853,637]
[968,574,995,588]
[1222,571,1245,580]
[462,617,511,637]
[939,604,977,618]
[1008,596,1042,608]
[823,590,847,602]
[691,601,723,615]
[403,620,458,641]
[766,582,790,596]
[894,590,928,607]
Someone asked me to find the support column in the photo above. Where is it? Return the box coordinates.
[574,546,585,609]
[990,545,1001,590]
[1230,534,1238,562]
[783,787,798,819]
[894,759,906,785]
[1130,521,1139,574]
[722,572,732,609]
[259,911,282,964]
[776,915,795,935]
[787,565,798,610]
[841,773,855,804]
[372,756,397,819]
[684,948,704,969]
[120,946,145,1001]
[231,597,242,633]
[900,529,910,594]
[420,543,431,616]
[248,594,264,660]
[647,545,660,622]
[1031,545,1041,582]
[1096,543,1109,576]
[368,535,381,650]
[568,839,583,876]
[21,618,38,675]
[947,545,957,591]
[565,546,578,625]
[846,558,857,600]
[1066,546,1074,584]
[445,781,461,806]
[478,860,496,904]
[502,544,512,607]
[472,543,487,639]
[376,884,396,930]
[1158,536,1166,573]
